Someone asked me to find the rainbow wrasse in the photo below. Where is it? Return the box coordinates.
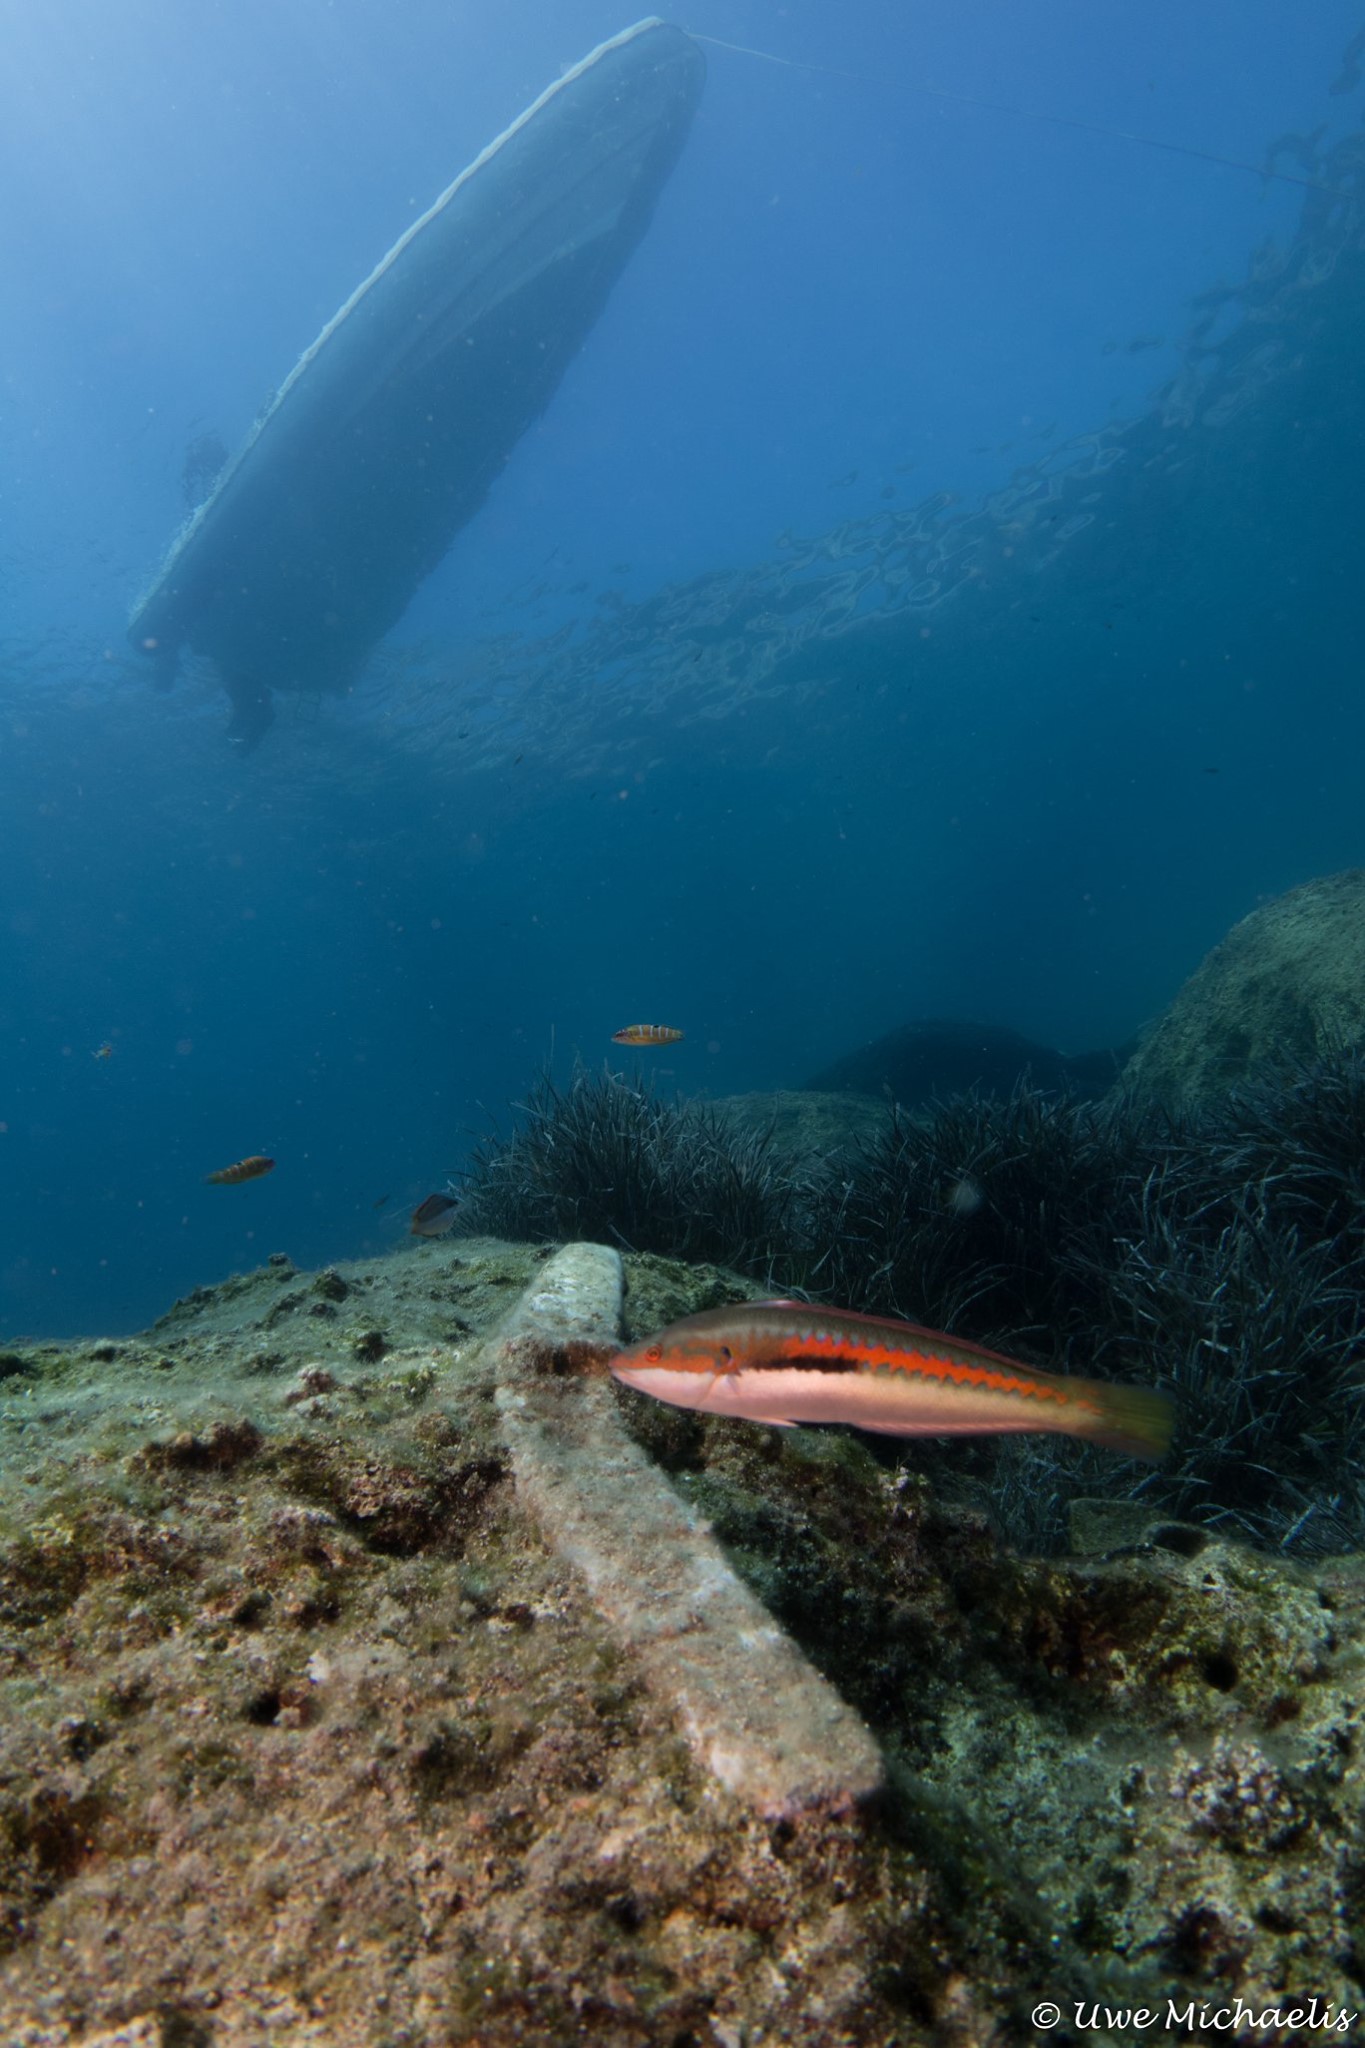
[610,1300,1172,1463]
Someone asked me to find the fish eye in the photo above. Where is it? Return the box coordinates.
[645,1344,662,1363]
[718,1345,733,1363]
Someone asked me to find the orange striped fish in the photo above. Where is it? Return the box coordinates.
[612,1023,684,1047]
[205,1154,275,1185]
[610,1300,1172,1462]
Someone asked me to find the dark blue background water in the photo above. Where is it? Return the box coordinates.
[2,1,1362,1333]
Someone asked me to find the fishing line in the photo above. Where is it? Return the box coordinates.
[688,31,1339,197]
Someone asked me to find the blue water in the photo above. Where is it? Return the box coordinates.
[2,1,1362,1333]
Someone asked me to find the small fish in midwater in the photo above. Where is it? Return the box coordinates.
[205,1154,275,1185]
[91,1042,114,1061]
[410,1192,460,1238]
[610,1300,1172,1463]
[612,1024,684,1047]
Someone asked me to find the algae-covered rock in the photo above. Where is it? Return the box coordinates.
[496,1245,884,1817]
[0,1242,932,2045]
[805,1017,1124,1103]
[4,1235,1365,2042]
[712,1088,888,1163]
[1121,869,1365,1111]
[672,1414,1365,2025]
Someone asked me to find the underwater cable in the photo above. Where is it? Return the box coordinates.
[689,31,1344,197]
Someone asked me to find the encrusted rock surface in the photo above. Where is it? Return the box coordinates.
[495,1243,883,1818]
[1121,868,1365,1111]
[711,1089,888,1164]
[2,1235,1364,2043]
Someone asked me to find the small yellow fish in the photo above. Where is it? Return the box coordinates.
[206,1154,275,1186]
[612,1023,684,1047]
[91,1042,114,1061]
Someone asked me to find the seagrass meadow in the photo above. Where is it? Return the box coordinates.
[455,1047,1365,1557]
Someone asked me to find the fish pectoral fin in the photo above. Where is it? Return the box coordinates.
[695,1371,797,1427]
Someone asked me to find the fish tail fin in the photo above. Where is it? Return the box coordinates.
[1075,1380,1174,1464]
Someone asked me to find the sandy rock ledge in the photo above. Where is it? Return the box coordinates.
[2,1235,1363,2044]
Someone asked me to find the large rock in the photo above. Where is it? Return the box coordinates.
[1121,870,1365,1112]
[3,1240,1364,2036]
[713,1087,888,1161]
[806,1017,1123,1105]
